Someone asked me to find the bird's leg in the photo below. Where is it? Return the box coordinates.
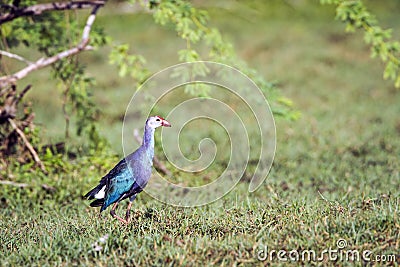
[110,202,128,224]
[125,201,133,223]
[125,194,137,223]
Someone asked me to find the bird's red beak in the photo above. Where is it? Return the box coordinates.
[162,119,171,127]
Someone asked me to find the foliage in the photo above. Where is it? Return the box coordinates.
[108,44,149,83]
[1,0,108,158]
[0,0,298,166]
[321,0,400,88]
[108,0,299,120]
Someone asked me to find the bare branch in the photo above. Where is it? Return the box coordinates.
[133,129,171,176]
[0,4,102,89]
[0,50,33,65]
[0,85,13,97]
[0,1,106,25]
[0,180,57,191]
[42,183,56,192]
[8,118,47,173]
[0,180,29,188]
[15,84,32,105]
[82,4,102,40]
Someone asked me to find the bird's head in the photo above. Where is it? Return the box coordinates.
[146,116,171,129]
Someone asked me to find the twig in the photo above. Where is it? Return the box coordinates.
[8,118,47,173]
[317,190,330,202]
[42,183,56,192]
[0,1,106,25]
[0,180,28,188]
[0,3,103,89]
[133,128,171,176]
[0,50,33,65]
[15,84,32,105]
[0,180,57,192]
[0,85,12,97]
[0,4,18,11]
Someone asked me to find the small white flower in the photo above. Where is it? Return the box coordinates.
[91,234,109,252]
[92,242,103,252]
[99,234,109,244]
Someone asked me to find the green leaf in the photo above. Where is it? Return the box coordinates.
[395,75,400,88]
[323,0,400,89]
[383,62,396,80]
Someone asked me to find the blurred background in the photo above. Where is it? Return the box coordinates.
[14,0,399,151]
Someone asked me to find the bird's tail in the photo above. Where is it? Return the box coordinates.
[84,186,99,200]
[84,181,107,210]
[90,199,105,208]
[84,181,106,200]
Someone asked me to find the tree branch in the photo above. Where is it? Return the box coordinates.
[0,50,33,65]
[0,3,103,89]
[0,180,29,188]
[0,180,56,192]
[0,1,106,25]
[15,84,32,105]
[8,118,47,173]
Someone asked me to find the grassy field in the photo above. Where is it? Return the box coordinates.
[1,1,400,266]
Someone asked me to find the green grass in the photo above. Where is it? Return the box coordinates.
[1,0,400,266]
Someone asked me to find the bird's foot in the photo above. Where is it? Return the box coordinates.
[110,209,129,224]
[114,216,129,225]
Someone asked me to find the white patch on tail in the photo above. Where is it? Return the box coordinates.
[94,185,106,199]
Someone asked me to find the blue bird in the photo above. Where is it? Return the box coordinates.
[85,116,171,223]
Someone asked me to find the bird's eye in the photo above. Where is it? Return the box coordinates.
[156,118,160,121]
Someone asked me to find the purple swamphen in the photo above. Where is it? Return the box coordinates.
[84,116,171,224]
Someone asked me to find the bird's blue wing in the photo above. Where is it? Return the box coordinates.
[100,159,137,211]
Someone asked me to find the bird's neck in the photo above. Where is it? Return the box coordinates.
[143,125,155,160]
